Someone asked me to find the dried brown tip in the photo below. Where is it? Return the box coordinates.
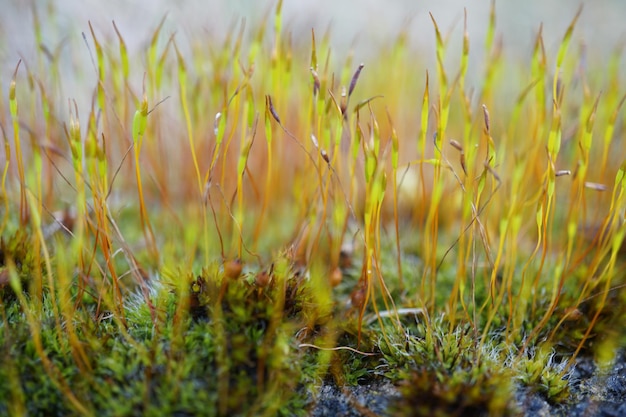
[310,67,320,96]
[12,59,22,81]
[266,95,281,124]
[449,139,463,152]
[483,160,501,183]
[348,63,365,98]
[482,104,491,134]
[449,140,466,175]
[9,60,22,101]
[555,73,563,104]
[321,149,330,163]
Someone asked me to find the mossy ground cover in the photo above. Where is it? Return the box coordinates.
[1,1,625,416]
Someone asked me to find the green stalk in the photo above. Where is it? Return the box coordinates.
[524,7,582,344]
[0,124,9,234]
[9,61,27,225]
[132,93,159,264]
[387,110,403,290]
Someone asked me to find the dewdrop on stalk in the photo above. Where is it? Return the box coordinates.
[214,112,221,136]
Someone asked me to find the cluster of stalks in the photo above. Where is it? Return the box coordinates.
[1,0,625,415]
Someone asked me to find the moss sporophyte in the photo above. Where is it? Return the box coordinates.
[0,1,625,416]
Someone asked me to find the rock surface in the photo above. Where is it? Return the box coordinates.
[310,351,626,416]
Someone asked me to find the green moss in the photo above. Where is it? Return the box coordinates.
[0,260,319,416]
[0,230,38,300]
[377,320,515,416]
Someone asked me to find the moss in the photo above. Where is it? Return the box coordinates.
[377,320,515,416]
[0,230,38,301]
[0,264,317,416]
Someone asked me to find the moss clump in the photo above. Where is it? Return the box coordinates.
[180,255,327,416]
[380,321,516,416]
[0,253,332,417]
[0,230,37,301]
[514,344,571,404]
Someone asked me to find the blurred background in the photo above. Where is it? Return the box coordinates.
[1,0,625,247]
[2,0,625,79]
[1,0,625,181]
